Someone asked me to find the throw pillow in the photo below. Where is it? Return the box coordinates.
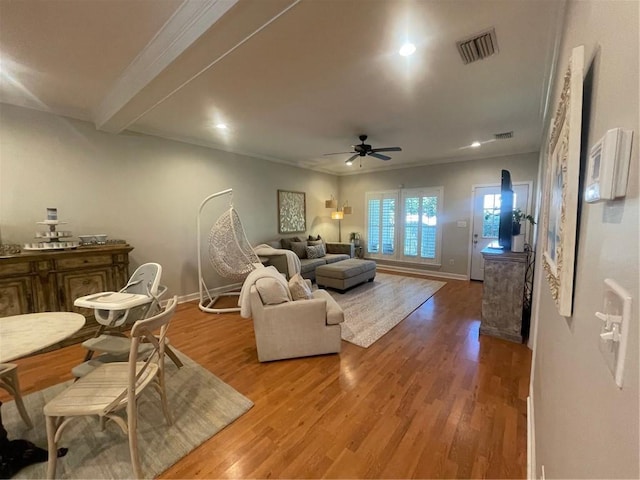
[290,240,308,259]
[288,273,313,300]
[281,236,301,250]
[307,234,322,241]
[255,277,291,305]
[306,243,326,259]
[308,239,324,247]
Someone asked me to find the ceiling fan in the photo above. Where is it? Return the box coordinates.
[324,134,402,165]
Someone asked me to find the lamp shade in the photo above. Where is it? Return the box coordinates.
[331,211,344,220]
[325,198,337,209]
[342,205,352,215]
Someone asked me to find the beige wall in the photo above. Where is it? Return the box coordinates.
[0,104,338,297]
[337,153,539,276]
[531,1,639,478]
[1,104,540,291]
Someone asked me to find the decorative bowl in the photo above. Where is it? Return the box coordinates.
[78,234,108,245]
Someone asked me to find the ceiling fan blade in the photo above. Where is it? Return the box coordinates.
[345,154,359,164]
[323,151,355,156]
[370,147,402,153]
[369,152,392,161]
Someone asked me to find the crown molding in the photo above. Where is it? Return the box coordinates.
[94,0,238,132]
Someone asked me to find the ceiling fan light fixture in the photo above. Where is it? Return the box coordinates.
[323,135,401,163]
[399,42,416,57]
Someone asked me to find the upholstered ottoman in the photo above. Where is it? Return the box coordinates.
[316,259,376,292]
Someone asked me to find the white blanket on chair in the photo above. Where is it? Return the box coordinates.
[238,266,290,318]
[252,244,301,277]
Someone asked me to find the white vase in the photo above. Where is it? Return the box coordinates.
[511,234,525,252]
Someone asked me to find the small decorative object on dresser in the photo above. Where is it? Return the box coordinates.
[511,208,535,236]
[0,244,21,256]
[26,208,79,250]
[511,208,536,252]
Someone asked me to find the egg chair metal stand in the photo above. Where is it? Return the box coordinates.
[197,188,261,313]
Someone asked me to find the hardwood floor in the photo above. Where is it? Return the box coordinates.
[2,277,531,479]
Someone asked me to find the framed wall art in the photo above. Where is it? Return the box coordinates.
[541,45,584,317]
[277,190,306,234]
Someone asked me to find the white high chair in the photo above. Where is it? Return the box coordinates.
[72,263,182,378]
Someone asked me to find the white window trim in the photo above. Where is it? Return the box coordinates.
[365,190,399,260]
[365,187,444,265]
[400,186,443,265]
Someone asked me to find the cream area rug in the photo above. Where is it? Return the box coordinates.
[329,272,446,348]
[3,350,253,479]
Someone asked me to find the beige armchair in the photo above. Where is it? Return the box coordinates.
[249,285,344,362]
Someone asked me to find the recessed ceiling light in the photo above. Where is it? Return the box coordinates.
[214,123,228,130]
[399,42,416,57]
[471,141,481,148]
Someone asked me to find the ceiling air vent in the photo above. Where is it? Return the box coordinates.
[456,28,498,64]
[494,131,514,140]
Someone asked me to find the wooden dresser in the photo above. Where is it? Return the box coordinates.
[0,245,133,349]
[480,246,529,343]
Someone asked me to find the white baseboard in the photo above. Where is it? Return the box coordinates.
[375,263,468,281]
[171,282,243,305]
[527,395,535,479]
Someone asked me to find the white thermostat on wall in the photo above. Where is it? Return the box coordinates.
[584,128,633,202]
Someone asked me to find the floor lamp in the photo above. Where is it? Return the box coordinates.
[327,199,352,242]
[331,210,344,241]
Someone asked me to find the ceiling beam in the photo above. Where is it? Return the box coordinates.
[93,0,299,134]
[94,0,238,133]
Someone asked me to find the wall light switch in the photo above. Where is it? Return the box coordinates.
[597,279,632,388]
[585,128,633,202]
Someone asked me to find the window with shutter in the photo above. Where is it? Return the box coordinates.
[365,191,398,258]
[366,187,442,264]
[401,187,442,264]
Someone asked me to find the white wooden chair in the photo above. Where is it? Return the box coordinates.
[43,296,178,479]
[0,363,32,428]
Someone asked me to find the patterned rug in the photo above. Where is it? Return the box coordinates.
[329,272,446,348]
[2,350,253,479]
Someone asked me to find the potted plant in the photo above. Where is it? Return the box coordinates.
[512,208,536,235]
[350,232,361,246]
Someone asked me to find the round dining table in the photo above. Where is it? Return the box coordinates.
[0,312,85,362]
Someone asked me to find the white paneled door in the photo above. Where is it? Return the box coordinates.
[470,183,531,281]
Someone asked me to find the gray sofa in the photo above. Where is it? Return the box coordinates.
[264,238,354,281]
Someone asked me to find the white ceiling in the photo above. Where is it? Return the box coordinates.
[0,0,564,175]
